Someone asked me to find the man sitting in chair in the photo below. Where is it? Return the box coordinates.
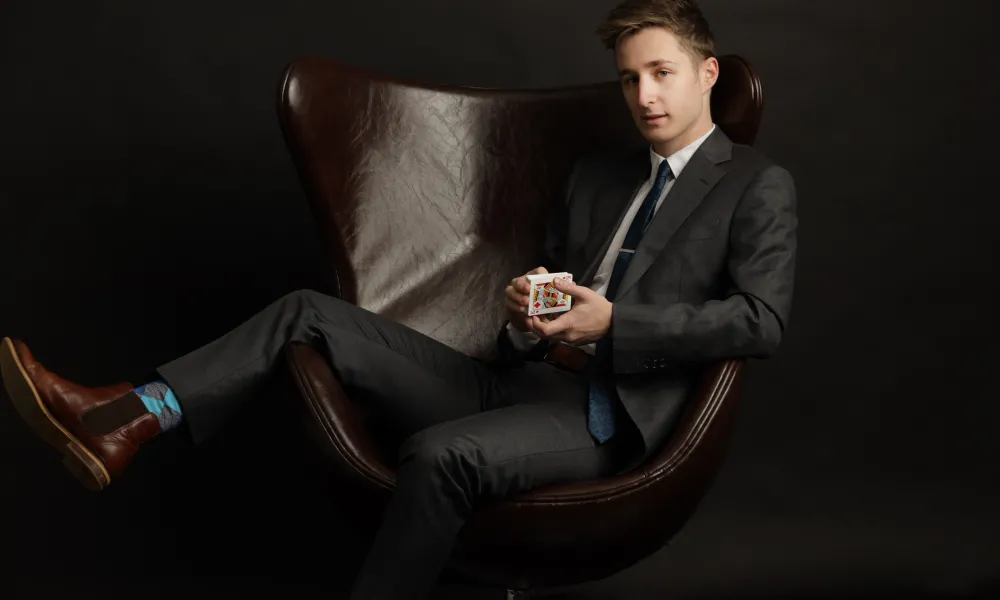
[0,0,796,598]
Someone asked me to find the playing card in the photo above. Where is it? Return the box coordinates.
[525,272,574,316]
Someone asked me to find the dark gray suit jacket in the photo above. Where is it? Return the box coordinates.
[498,127,797,456]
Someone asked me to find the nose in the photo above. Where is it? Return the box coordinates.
[636,77,656,107]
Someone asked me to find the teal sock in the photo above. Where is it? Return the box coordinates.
[133,380,183,431]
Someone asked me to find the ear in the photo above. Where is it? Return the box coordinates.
[701,56,719,92]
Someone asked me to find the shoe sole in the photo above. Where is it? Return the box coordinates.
[0,337,111,491]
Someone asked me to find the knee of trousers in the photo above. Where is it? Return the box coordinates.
[280,288,328,311]
[277,288,337,329]
[397,430,483,511]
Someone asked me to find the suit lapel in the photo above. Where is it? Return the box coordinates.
[612,128,732,300]
[578,149,648,287]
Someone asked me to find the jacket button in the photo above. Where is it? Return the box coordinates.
[657,358,666,368]
[641,359,651,369]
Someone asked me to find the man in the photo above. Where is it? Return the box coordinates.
[0,0,796,598]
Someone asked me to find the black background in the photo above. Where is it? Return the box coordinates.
[1,0,998,597]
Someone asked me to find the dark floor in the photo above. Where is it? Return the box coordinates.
[2,392,996,600]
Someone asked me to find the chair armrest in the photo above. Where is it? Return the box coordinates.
[512,357,744,502]
[283,342,395,490]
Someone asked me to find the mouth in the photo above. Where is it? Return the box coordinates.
[641,114,667,124]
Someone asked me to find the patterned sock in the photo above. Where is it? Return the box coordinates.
[133,380,183,432]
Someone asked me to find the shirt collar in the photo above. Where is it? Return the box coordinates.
[648,123,717,182]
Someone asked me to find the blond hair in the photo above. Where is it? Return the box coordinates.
[596,0,716,64]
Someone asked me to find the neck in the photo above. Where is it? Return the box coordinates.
[653,116,714,157]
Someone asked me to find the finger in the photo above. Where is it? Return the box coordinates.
[552,277,588,297]
[531,315,551,329]
[505,286,526,306]
[533,314,569,337]
[505,296,527,314]
[509,282,532,301]
[530,316,546,336]
[534,319,566,340]
[520,267,548,294]
[507,277,525,295]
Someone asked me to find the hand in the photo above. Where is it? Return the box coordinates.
[504,266,548,333]
[532,277,612,345]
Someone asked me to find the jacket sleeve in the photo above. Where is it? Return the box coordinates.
[611,164,798,374]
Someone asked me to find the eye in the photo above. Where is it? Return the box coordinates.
[657,70,670,77]
[622,76,638,86]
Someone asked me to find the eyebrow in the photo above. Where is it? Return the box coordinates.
[619,59,678,76]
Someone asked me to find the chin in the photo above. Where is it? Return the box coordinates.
[640,128,678,148]
[638,118,698,151]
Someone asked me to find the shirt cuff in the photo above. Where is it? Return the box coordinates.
[505,321,541,352]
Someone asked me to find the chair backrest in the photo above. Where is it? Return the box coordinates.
[278,55,763,359]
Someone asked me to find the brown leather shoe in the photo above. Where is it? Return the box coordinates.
[0,337,161,490]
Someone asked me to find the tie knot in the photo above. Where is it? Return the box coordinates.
[654,159,673,184]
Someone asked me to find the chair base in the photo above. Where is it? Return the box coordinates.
[506,590,531,599]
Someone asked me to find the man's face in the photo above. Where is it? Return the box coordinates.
[615,27,717,154]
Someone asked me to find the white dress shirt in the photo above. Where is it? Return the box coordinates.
[506,124,717,356]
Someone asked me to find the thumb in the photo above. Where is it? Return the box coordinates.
[552,276,583,295]
[528,266,549,276]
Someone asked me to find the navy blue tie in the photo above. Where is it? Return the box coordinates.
[587,159,674,443]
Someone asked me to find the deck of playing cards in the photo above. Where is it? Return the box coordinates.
[525,272,574,316]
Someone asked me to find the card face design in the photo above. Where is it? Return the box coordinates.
[525,272,573,316]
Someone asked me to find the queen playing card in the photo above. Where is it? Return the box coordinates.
[525,272,574,316]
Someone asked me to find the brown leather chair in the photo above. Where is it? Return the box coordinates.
[277,54,764,598]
